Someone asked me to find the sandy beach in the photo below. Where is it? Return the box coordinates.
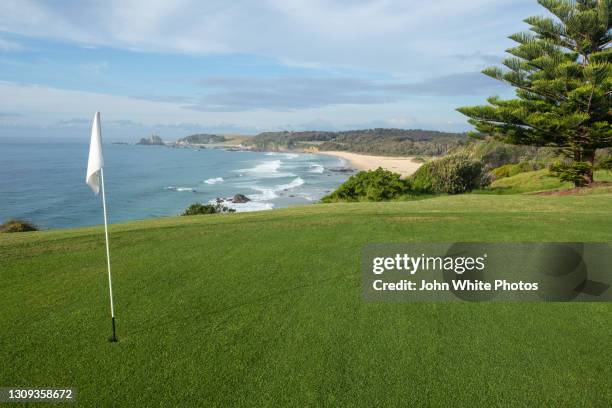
[318,151,423,177]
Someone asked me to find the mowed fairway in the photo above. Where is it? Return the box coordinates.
[1,194,612,407]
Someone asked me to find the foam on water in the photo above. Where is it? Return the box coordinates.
[212,198,275,212]
[265,152,299,159]
[278,177,305,190]
[237,159,295,178]
[249,177,305,201]
[204,177,224,185]
[309,163,324,174]
[166,186,196,192]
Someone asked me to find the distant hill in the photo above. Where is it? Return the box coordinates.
[245,128,468,156]
[137,135,164,145]
[176,134,227,145]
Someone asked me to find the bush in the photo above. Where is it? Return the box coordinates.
[550,161,592,186]
[596,156,612,170]
[411,154,489,194]
[322,168,411,202]
[181,203,235,216]
[0,219,39,233]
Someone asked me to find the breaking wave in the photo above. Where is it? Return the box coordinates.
[237,159,294,178]
[249,177,305,201]
[309,163,324,174]
[204,177,224,185]
[166,186,196,192]
[265,152,299,159]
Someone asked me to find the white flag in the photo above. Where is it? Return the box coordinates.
[86,112,104,194]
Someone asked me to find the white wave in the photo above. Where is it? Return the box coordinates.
[296,192,316,201]
[278,177,305,190]
[309,163,324,174]
[265,152,299,159]
[237,159,294,178]
[249,177,305,201]
[211,198,274,213]
[204,177,224,185]
[239,159,280,174]
[166,186,196,192]
[249,187,278,201]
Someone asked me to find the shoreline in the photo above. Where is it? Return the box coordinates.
[316,151,423,177]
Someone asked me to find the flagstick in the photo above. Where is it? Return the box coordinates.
[99,168,117,342]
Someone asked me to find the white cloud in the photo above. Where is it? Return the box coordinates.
[0,36,22,51]
[78,61,109,75]
[0,0,540,75]
[0,1,538,134]
[0,80,477,134]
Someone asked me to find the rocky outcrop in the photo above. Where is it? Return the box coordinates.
[176,134,227,145]
[137,135,164,145]
[232,194,251,203]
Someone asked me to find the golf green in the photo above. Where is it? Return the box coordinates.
[2,193,611,406]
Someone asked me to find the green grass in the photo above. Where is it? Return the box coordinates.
[488,169,612,194]
[2,194,612,406]
[487,169,570,193]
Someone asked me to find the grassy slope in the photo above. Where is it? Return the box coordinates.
[1,194,612,407]
[488,169,612,194]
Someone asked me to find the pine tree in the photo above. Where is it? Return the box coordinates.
[457,0,611,186]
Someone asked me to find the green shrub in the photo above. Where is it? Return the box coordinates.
[181,203,235,216]
[596,156,612,170]
[411,154,489,194]
[322,168,411,202]
[0,219,39,233]
[490,164,516,179]
[550,161,592,187]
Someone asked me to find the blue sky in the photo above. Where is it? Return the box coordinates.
[0,0,543,139]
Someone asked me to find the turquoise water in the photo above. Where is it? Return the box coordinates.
[0,138,351,229]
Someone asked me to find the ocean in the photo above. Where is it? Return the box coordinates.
[0,138,351,229]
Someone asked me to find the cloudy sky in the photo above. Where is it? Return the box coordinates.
[0,0,542,139]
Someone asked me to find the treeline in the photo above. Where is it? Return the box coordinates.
[245,128,468,156]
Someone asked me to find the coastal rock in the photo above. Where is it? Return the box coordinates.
[329,167,355,173]
[137,135,164,145]
[232,194,251,203]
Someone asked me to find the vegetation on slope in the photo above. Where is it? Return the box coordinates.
[176,134,227,144]
[0,219,39,233]
[324,153,490,202]
[411,153,489,194]
[321,168,412,202]
[246,128,467,156]
[181,202,235,215]
[323,145,612,201]
[487,169,612,195]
